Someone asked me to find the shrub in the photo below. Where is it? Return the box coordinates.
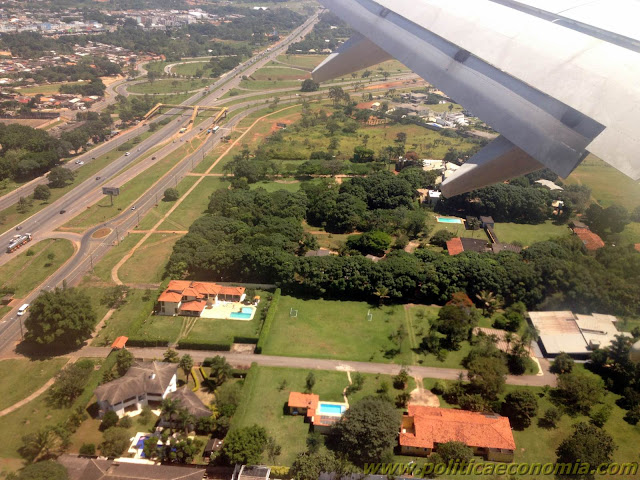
[623,405,640,425]
[255,288,280,354]
[100,410,119,431]
[119,416,133,429]
[431,381,446,395]
[79,443,96,456]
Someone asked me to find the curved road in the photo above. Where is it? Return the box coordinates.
[0,12,322,354]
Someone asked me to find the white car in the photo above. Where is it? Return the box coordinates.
[125,152,130,156]
[77,161,84,165]
[17,304,29,316]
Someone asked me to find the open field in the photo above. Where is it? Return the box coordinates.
[13,81,83,95]
[128,78,210,95]
[128,315,184,345]
[0,358,68,411]
[159,177,230,231]
[252,66,310,82]
[136,175,200,230]
[232,366,416,465]
[565,155,640,211]
[491,221,570,246]
[88,233,144,284]
[0,238,75,298]
[277,54,325,69]
[119,233,181,284]
[620,222,640,246]
[62,137,204,230]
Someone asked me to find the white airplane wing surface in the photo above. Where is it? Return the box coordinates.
[312,0,640,196]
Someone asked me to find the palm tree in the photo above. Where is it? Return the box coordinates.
[521,325,540,354]
[161,398,181,431]
[374,285,390,305]
[179,354,194,379]
[209,356,233,387]
[475,290,499,316]
[177,408,194,436]
[504,332,514,352]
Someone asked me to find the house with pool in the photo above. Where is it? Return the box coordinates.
[288,391,348,434]
[157,280,254,319]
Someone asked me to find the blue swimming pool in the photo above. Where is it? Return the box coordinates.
[437,217,463,224]
[241,307,253,314]
[318,402,346,415]
[230,311,252,320]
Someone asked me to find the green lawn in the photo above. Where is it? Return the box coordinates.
[179,290,271,346]
[619,221,640,246]
[119,233,181,284]
[171,61,219,77]
[232,365,415,466]
[251,66,310,82]
[0,358,68,411]
[0,238,74,298]
[136,175,200,230]
[277,54,325,70]
[159,177,230,231]
[92,288,157,347]
[490,221,570,247]
[262,296,417,364]
[128,78,210,95]
[63,137,204,230]
[128,315,184,345]
[88,233,144,284]
[14,81,83,95]
[565,154,640,211]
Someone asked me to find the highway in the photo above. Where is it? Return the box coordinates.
[0,12,321,354]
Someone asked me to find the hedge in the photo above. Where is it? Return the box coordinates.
[228,363,259,430]
[177,340,231,351]
[255,288,280,354]
[126,338,170,348]
[233,336,258,344]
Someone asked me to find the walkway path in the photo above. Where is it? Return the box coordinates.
[0,357,72,418]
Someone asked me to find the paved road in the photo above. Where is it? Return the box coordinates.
[0,12,322,355]
[55,346,558,387]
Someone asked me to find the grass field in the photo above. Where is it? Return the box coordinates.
[171,61,220,77]
[0,238,74,298]
[62,137,204,230]
[490,221,570,246]
[88,233,144,284]
[158,177,230,231]
[0,358,68,411]
[136,175,200,230]
[92,288,156,347]
[128,315,184,345]
[14,81,83,95]
[565,155,640,211]
[232,366,416,465]
[620,221,640,246]
[277,54,325,70]
[128,78,210,95]
[119,233,181,284]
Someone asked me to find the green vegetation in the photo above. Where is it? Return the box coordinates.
[89,233,144,284]
[137,176,200,230]
[489,221,569,246]
[0,238,74,298]
[119,233,181,284]
[0,358,68,411]
[128,78,209,95]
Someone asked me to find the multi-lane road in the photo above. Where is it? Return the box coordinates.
[0,12,322,354]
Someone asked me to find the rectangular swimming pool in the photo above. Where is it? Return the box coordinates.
[437,217,463,224]
[230,311,252,320]
[318,402,346,415]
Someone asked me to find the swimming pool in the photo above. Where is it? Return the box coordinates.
[230,311,252,320]
[437,217,463,224]
[318,402,346,415]
[241,307,253,314]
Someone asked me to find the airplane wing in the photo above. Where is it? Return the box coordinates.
[312,0,640,196]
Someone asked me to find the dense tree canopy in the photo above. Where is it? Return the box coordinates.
[556,423,616,480]
[7,460,68,480]
[222,425,268,465]
[24,287,96,349]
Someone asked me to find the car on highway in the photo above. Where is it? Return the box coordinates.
[96,177,101,181]
[152,156,156,160]
[17,304,29,316]
[59,209,66,214]
[131,206,136,210]
[125,152,130,156]
[15,226,21,231]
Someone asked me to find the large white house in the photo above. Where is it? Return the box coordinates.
[95,361,177,418]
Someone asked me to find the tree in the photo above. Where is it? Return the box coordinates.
[541,407,562,428]
[47,167,75,188]
[24,288,96,349]
[589,405,610,427]
[19,426,69,463]
[101,410,120,431]
[266,437,282,463]
[208,355,233,386]
[33,184,51,201]
[79,443,96,455]
[300,79,319,92]
[164,188,180,201]
[100,285,129,310]
[550,352,575,374]
[163,348,180,363]
[99,427,130,457]
[346,230,392,256]
[179,354,194,378]
[475,290,499,315]
[556,423,616,480]
[502,390,538,429]
[115,348,133,377]
[290,450,342,480]
[16,196,31,214]
[555,371,605,414]
[221,425,268,465]
[430,229,455,248]
[9,460,69,480]
[48,360,94,407]
[161,398,181,431]
[305,371,316,393]
[331,395,401,465]
[467,356,508,400]
[437,441,474,463]
[432,305,478,350]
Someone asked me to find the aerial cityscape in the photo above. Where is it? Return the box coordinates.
[0,1,638,480]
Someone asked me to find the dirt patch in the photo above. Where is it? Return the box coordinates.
[231,343,256,354]
[409,387,440,407]
[92,228,111,239]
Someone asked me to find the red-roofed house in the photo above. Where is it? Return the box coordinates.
[634,243,640,253]
[399,405,515,462]
[572,227,605,251]
[157,281,246,316]
[288,391,347,434]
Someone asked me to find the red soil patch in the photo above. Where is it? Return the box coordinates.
[92,228,111,239]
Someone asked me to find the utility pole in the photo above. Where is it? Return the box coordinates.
[90,254,94,270]
[115,226,120,246]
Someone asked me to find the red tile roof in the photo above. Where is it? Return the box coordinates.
[111,336,128,350]
[288,392,319,417]
[167,280,192,292]
[158,291,182,303]
[573,227,605,251]
[446,237,464,256]
[634,243,640,253]
[180,300,206,312]
[400,405,515,451]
